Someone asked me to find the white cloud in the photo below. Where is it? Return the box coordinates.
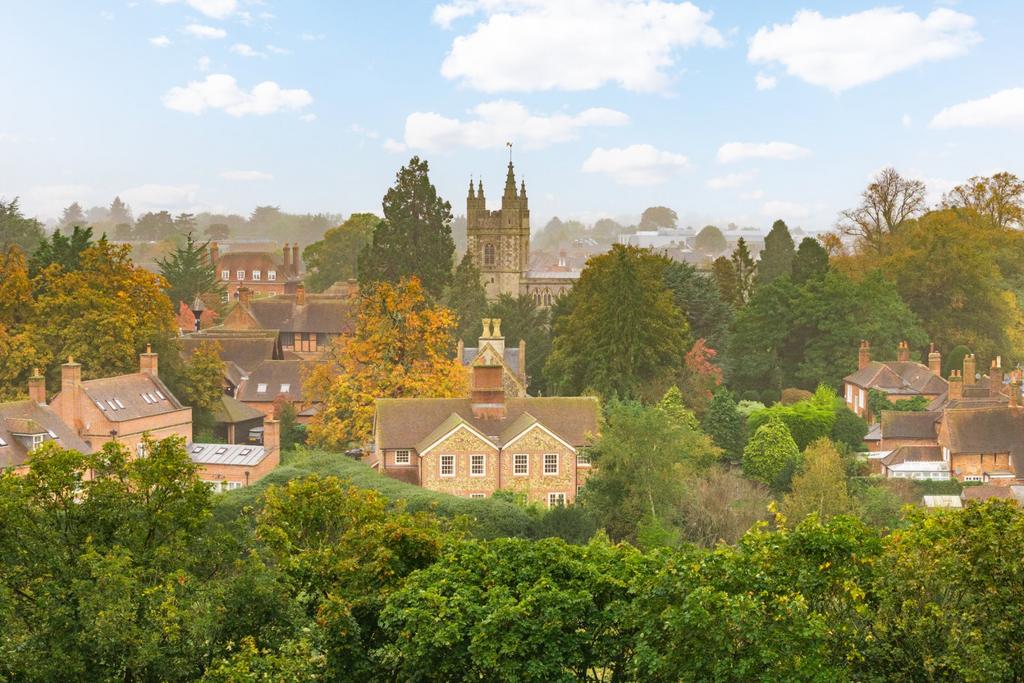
[23,185,93,218]
[436,0,724,92]
[220,170,273,181]
[230,43,264,57]
[120,183,200,212]
[349,124,379,140]
[902,113,913,127]
[156,0,237,19]
[266,44,289,55]
[383,138,407,153]
[707,171,756,189]
[741,189,765,200]
[399,100,628,152]
[149,35,172,47]
[197,55,211,71]
[748,8,979,92]
[717,141,810,163]
[582,144,689,186]
[299,113,317,122]
[162,74,313,116]
[184,23,226,39]
[761,200,810,219]
[300,32,325,41]
[754,72,776,91]
[930,88,1024,128]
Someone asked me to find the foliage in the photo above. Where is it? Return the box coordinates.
[742,416,801,489]
[29,225,94,279]
[941,171,1024,229]
[747,385,840,451]
[180,341,225,432]
[711,255,740,307]
[756,219,795,286]
[867,388,928,417]
[135,210,177,241]
[444,252,489,343]
[305,278,467,448]
[58,201,86,230]
[782,438,855,526]
[483,293,551,394]
[359,157,455,298]
[662,259,733,354]
[730,237,756,305]
[838,167,926,254]
[156,231,224,309]
[831,404,868,450]
[0,197,45,253]
[545,245,690,401]
[678,338,722,416]
[736,399,766,417]
[302,212,377,292]
[276,400,307,451]
[639,205,678,229]
[676,466,770,547]
[792,236,829,284]
[693,224,726,254]
[701,389,746,463]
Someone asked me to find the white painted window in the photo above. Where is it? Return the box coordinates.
[470,454,485,477]
[440,454,455,477]
[236,269,245,281]
[395,449,411,465]
[543,453,559,475]
[280,383,290,393]
[136,442,146,458]
[859,388,866,409]
[31,434,44,450]
[252,270,261,281]
[224,481,243,491]
[268,270,277,281]
[576,452,590,466]
[469,493,486,499]
[845,384,853,402]
[513,453,528,476]
[547,492,566,507]
[221,270,230,281]
[256,383,267,393]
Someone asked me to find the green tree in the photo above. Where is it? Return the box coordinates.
[693,224,727,254]
[180,341,225,434]
[204,223,230,240]
[742,416,801,489]
[730,237,756,305]
[108,195,132,226]
[29,225,94,278]
[782,438,854,526]
[444,253,489,343]
[592,217,624,243]
[662,259,733,354]
[174,212,197,235]
[792,236,829,284]
[639,205,678,229]
[484,293,551,394]
[545,244,689,400]
[702,389,746,463]
[756,219,795,286]
[358,157,455,298]
[135,211,177,241]
[58,201,86,230]
[156,232,224,309]
[0,197,45,253]
[711,255,740,307]
[303,213,378,292]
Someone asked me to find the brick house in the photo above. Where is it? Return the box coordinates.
[181,329,281,396]
[213,242,302,300]
[456,318,527,397]
[368,355,599,506]
[234,359,322,424]
[843,341,947,420]
[0,370,91,473]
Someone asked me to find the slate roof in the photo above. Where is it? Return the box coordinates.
[961,484,1015,501]
[0,400,91,468]
[462,346,521,376]
[245,294,355,335]
[375,397,600,451]
[78,373,185,422]
[844,361,947,396]
[235,360,320,402]
[880,411,941,440]
[216,251,281,272]
[188,442,267,467]
[943,407,1024,459]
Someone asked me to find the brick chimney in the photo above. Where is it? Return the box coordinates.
[990,357,1003,395]
[858,340,871,370]
[456,338,465,364]
[296,282,306,306]
[963,353,977,385]
[948,370,963,401]
[897,340,910,362]
[292,243,300,276]
[282,244,291,276]
[209,242,219,265]
[239,286,252,307]
[262,417,281,469]
[928,343,942,376]
[139,344,158,377]
[59,356,82,429]
[28,368,46,405]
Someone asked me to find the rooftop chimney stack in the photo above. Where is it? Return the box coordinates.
[897,340,910,362]
[858,340,871,370]
[296,282,306,306]
[292,243,300,276]
[282,244,291,278]
[964,353,977,385]
[28,368,46,406]
[139,344,158,378]
[59,356,82,430]
[948,369,963,401]
[928,343,942,376]
[479,317,505,357]
[239,286,252,308]
[262,417,281,470]
[518,338,527,385]
[990,357,1003,395]
[209,242,219,265]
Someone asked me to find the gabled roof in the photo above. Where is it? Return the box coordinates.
[0,400,91,468]
[881,444,945,467]
[181,334,278,374]
[880,411,941,440]
[462,344,521,376]
[241,294,356,335]
[235,360,320,402]
[188,442,267,466]
[216,251,281,270]
[78,373,186,422]
[415,413,498,454]
[844,361,947,396]
[210,394,265,424]
[943,407,1024,459]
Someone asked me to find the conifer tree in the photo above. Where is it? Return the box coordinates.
[444,253,488,343]
[742,416,800,489]
[156,232,224,309]
[792,237,829,284]
[58,202,86,230]
[702,389,746,463]
[108,196,132,226]
[730,238,756,305]
[756,220,795,286]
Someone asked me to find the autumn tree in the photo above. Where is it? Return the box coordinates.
[156,232,224,310]
[443,253,488,343]
[781,438,854,526]
[358,157,455,298]
[545,244,689,401]
[837,167,926,254]
[302,213,378,292]
[0,246,46,399]
[678,338,722,416]
[0,197,45,253]
[941,172,1024,229]
[305,278,467,447]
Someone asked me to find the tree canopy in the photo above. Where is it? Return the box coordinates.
[156,232,224,310]
[0,198,45,253]
[639,205,678,229]
[303,213,378,292]
[756,219,795,286]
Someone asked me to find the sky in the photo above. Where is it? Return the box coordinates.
[3,0,1024,233]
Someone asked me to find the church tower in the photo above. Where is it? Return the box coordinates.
[466,159,531,301]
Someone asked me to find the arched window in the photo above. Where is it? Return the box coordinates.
[543,292,552,307]
[484,243,496,266]
[533,291,541,305]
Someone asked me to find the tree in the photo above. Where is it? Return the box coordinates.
[0,197,45,253]
[305,278,467,447]
[693,224,727,254]
[837,167,926,254]
[303,213,378,292]
[483,293,551,394]
[711,255,740,307]
[0,246,45,400]
[134,211,177,241]
[28,225,95,278]
[108,196,132,226]
[941,172,1024,229]
[730,237,756,305]
[174,212,197,235]
[756,220,795,286]
[358,157,455,298]
[742,416,801,489]
[782,438,854,526]
[639,206,678,229]
[443,253,488,343]
[702,389,746,463]
[592,217,624,243]
[581,398,719,543]
[179,341,225,434]
[204,223,230,240]
[678,339,722,416]
[545,245,689,401]
[156,232,224,309]
[792,236,829,284]
[663,259,733,354]
[677,466,770,546]
[58,201,86,230]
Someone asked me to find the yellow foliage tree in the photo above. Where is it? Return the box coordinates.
[306,277,467,448]
[0,247,48,400]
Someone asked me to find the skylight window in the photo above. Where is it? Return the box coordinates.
[239,448,251,455]
[106,400,118,411]
[47,429,57,438]
[155,390,166,400]
[280,383,290,393]
[114,399,125,409]
[256,383,268,393]
[147,393,157,402]
[96,401,107,411]
[191,446,204,454]
[0,437,7,447]
[215,447,228,455]
[142,393,153,404]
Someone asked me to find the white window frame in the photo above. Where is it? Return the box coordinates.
[470,454,486,477]
[964,475,983,482]
[543,453,559,476]
[136,442,146,458]
[513,453,528,476]
[268,270,277,281]
[221,270,230,281]
[469,493,486,499]
[256,383,268,393]
[440,454,455,478]
[252,270,261,281]
[395,449,411,465]
[576,452,591,467]
[236,269,245,281]
[280,383,291,393]
[31,434,44,449]
[547,492,566,508]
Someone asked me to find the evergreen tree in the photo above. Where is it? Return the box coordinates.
[174,212,197,235]
[358,156,455,298]
[742,416,801,489]
[702,389,746,463]
[58,201,86,230]
[156,232,224,308]
[711,256,740,307]
[303,213,378,291]
[731,238,756,305]
[180,341,225,435]
[662,260,733,355]
[29,226,94,278]
[792,236,830,284]
[0,197,45,253]
[108,196,132,226]
[135,211,177,241]
[756,220,795,286]
[444,253,489,344]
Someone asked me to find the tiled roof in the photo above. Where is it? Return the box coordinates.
[181,334,278,374]
[244,294,355,335]
[961,484,1015,500]
[235,360,320,402]
[79,373,185,422]
[844,361,947,396]
[188,442,267,466]
[943,407,1024,464]
[210,394,265,424]
[880,411,941,440]
[462,346,521,376]
[375,396,600,451]
[0,400,91,468]
[881,444,944,467]
[216,251,281,271]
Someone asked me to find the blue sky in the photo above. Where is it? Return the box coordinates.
[3,1,1024,233]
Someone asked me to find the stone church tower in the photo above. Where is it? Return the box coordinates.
[466,162,530,300]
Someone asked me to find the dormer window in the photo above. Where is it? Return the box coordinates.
[221,270,230,281]
[280,383,290,393]
[256,383,267,393]
[268,270,277,281]
[252,270,261,281]
[155,390,166,400]
[237,270,245,281]
[0,436,7,447]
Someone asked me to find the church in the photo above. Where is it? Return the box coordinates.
[466,160,579,306]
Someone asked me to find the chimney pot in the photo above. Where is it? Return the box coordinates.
[928,343,942,376]
[28,369,46,406]
[858,340,871,370]
[140,345,159,377]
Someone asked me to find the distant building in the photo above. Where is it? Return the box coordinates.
[0,370,91,473]
[213,241,302,300]
[843,341,947,420]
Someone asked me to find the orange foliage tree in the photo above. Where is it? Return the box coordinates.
[305,277,468,448]
[0,246,47,400]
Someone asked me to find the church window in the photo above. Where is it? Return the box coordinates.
[484,243,496,266]
[543,292,552,306]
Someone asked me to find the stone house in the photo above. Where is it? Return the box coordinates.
[369,354,598,506]
[843,341,947,421]
[457,318,527,397]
